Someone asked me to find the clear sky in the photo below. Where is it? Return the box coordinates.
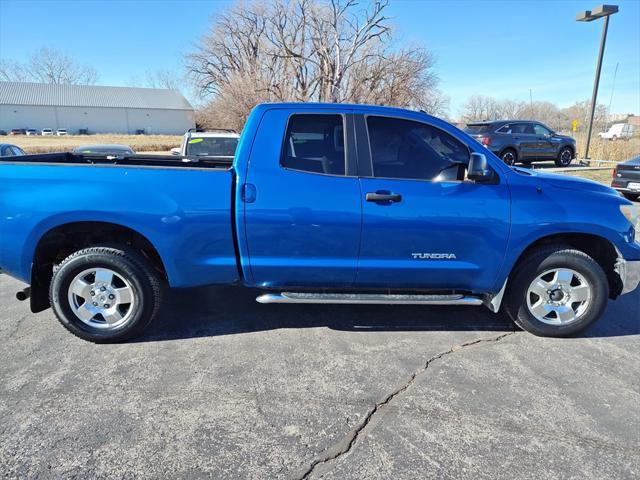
[1,0,638,119]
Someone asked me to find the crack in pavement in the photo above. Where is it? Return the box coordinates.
[296,331,517,480]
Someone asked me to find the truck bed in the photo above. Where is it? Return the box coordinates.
[0,154,239,287]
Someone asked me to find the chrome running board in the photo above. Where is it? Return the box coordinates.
[256,292,483,305]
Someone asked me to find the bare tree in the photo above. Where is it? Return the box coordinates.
[0,47,98,85]
[143,69,185,90]
[561,100,607,132]
[460,95,608,133]
[460,95,503,122]
[188,0,446,128]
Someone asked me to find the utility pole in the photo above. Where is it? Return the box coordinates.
[576,4,619,160]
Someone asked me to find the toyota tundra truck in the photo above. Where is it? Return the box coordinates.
[1,103,638,342]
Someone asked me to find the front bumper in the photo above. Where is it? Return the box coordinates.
[615,253,640,295]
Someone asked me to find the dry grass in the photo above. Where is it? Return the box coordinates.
[9,134,182,154]
[575,135,640,162]
[561,168,614,185]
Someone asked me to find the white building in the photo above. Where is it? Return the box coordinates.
[0,82,195,134]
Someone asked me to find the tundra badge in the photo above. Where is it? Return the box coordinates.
[411,253,457,260]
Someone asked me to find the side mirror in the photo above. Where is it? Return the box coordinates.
[468,153,493,182]
[170,147,181,156]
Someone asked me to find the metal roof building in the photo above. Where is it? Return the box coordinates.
[0,82,195,134]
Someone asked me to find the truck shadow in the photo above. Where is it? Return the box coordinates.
[133,285,640,342]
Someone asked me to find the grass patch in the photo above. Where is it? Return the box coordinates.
[560,169,614,185]
[575,136,639,162]
[9,134,182,154]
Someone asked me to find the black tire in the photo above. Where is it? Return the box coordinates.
[555,146,574,167]
[500,148,518,166]
[50,245,162,343]
[504,246,609,337]
[622,192,639,201]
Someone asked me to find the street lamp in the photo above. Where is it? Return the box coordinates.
[576,4,618,161]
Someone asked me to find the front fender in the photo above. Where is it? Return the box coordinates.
[493,169,638,290]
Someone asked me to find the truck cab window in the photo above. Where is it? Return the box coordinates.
[366,116,469,181]
[281,114,345,175]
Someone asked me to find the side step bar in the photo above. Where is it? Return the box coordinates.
[256,292,483,305]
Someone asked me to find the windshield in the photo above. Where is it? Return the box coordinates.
[186,137,238,157]
[464,124,494,135]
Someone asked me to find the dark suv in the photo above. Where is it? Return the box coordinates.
[464,120,576,167]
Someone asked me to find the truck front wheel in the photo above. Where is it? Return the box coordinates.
[50,245,162,343]
[504,247,609,337]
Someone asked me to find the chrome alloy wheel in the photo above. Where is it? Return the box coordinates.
[67,267,136,329]
[560,148,572,165]
[526,268,592,325]
[502,151,516,165]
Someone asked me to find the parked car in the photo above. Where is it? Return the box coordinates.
[72,144,135,156]
[0,143,26,157]
[464,120,576,167]
[9,128,26,135]
[26,129,38,136]
[612,155,640,201]
[171,128,240,160]
[599,123,635,141]
[1,103,638,343]
[41,128,54,136]
[0,130,7,136]
[56,128,68,136]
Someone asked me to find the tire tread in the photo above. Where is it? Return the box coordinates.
[505,245,608,337]
[50,245,162,343]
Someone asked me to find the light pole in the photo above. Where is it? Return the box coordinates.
[576,4,618,161]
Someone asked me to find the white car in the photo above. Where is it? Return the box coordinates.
[599,123,635,141]
[171,129,240,161]
[56,128,68,136]
[41,128,54,136]
[26,129,38,136]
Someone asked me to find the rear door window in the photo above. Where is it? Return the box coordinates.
[281,114,345,175]
[510,123,533,134]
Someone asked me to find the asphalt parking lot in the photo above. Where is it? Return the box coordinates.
[0,274,638,479]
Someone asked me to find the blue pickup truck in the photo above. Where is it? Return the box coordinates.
[1,103,638,342]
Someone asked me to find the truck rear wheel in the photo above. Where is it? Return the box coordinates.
[50,245,162,343]
[504,247,608,337]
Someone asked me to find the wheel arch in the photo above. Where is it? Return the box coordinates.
[29,221,168,313]
[560,143,575,157]
[499,146,518,159]
[508,232,622,299]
